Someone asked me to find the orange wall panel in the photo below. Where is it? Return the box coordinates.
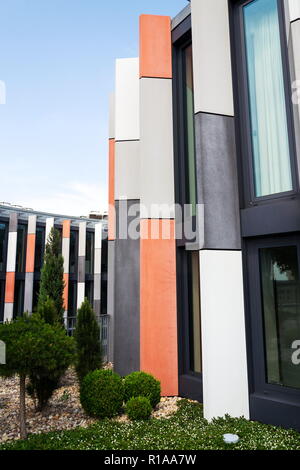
[25,234,36,273]
[140,15,172,79]
[63,273,69,311]
[63,220,71,239]
[5,272,15,304]
[140,219,178,396]
[108,139,116,241]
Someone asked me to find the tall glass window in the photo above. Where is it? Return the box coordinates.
[85,281,94,306]
[243,0,293,197]
[188,252,202,374]
[16,225,27,273]
[0,223,7,272]
[69,230,78,275]
[260,246,300,389]
[184,44,197,216]
[85,231,94,274]
[13,280,25,318]
[34,226,45,273]
[0,280,5,322]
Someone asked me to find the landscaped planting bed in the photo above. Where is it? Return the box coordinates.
[1,399,300,450]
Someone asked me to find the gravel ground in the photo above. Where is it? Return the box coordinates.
[0,369,182,443]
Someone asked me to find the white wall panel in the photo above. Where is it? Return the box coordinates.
[115,58,140,141]
[289,0,300,21]
[78,222,87,257]
[6,232,17,272]
[191,0,234,116]
[27,215,37,235]
[115,141,140,201]
[95,223,103,250]
[62,238,70,274]
[109,93,115,140]
[77,282,85,309]
[45,218,54,244]
[4,303,13,322]
[140,78,175,219]
[200,250,249,421]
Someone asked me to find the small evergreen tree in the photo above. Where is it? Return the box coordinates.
[28,228,66,411]
[0,314,75,439]
[74,299,103,383]
[37,227,64,325]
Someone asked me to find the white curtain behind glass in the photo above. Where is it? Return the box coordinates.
[244,0,292,197]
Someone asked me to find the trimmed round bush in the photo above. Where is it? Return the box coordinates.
[125,396,152,421]
[80,369,124,418]
[124,371,161,408]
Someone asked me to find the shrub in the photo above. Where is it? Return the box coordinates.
[124,372,161,408]
[80,370,124,418]
[74,299,102,383]
[125,396,152,421]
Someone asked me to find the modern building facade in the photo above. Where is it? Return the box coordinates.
[108,0,300,431]
[0,204,108,337]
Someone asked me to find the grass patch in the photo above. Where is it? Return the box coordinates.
[1,400,300,450]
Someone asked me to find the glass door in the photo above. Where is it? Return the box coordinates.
[246,235,300,430]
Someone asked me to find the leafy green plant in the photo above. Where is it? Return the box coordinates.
[125,396,152,421]
[124,371,161,408]
[0,314,75,439]
[74,299,102,383]
[80,369,124,419]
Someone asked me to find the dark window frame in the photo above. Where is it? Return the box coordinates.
[0,218,8,279]
[230,0,299,208]
[245,234,300,429]
[69,228,79,280]
[172,14,203,402]
[15,223,27,275]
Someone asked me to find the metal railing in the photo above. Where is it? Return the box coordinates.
[66,314,110,363]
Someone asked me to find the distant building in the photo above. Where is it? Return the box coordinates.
[0,204,108,338]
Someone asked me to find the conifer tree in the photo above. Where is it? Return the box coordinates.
[37,227,64,325]
[74,298,103,383]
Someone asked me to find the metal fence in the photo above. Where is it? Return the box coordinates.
[67,314,110,363]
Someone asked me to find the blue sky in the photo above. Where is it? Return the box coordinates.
[0,0,187,217]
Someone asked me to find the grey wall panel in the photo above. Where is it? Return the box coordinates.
[78,256,85,283]
[114,200,140,376]
[24,272,34,314]
[195,112,241,250]
[107,241,115,363]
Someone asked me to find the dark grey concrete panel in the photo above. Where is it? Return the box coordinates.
[9,212,18,232]
[107,241,115,363]
[93,299,101,318]
[78,256,85,283]
[195,112,241,250]
[114,200,140,376]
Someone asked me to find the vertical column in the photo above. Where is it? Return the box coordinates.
[139,15,178,397]
[4,212,18,321]
[77,222,86,309]
[191,0,249,420]
[113,57,141,377]
[93,223,102,319]
[108,100,116,240]
[45,217,55,245]
[24,215,37,313]
[108,93,116,364]
[62,220,71,324]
